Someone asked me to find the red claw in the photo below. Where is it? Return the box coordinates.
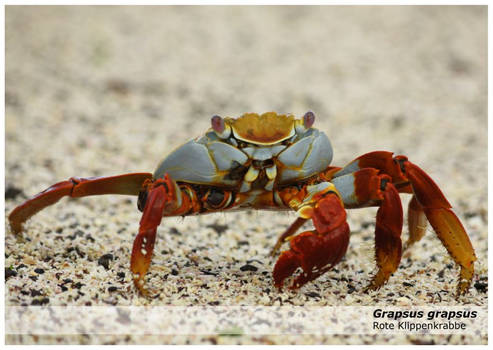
[273,195,350,290]
[273,250,302,289]
[273,224,350,290]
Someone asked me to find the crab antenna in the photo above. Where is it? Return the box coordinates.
[303,111,315,128]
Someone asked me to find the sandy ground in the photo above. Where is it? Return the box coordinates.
[5,6,487,345]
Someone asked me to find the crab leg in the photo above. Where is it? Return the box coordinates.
[130,175,177,295]
[332,151,476,295]
[406,195,427,247]
[270,217,307,257]
[130,174,205,295]
[273,183,350,290]
[8,173,153,235]
[330,169,404,290]
[404,160,476,295]
[367,181,403,290]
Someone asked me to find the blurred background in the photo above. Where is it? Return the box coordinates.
[5,6,487,345]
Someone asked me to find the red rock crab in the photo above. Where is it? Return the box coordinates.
[8,112,476,297]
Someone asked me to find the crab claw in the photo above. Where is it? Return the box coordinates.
[273,224,350,290]
[273,195,350,290]
[273,250,303,289]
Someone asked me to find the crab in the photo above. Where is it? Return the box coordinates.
[8,112,476,297]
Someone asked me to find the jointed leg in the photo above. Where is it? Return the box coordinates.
[332,151,476,296]
[366,180,403,290]
[130,175,177,295]
[8,173,153,234]
[8,170,201,296]
[405,162,476,295]
[406,195,427,247]
[331,169,404,291]
[270,217,307,257]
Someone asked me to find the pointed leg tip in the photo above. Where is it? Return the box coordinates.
[133,276,157,298]
[455,287,468,300]
[288,283,300,291]
[456,265,474,297]
[10,224,22,236]
[269,246,281,257]
[363,283,380,294]
[8,214,23,235]
[456,279,473,298]
[365,269,392,293]
[402,241,412,252]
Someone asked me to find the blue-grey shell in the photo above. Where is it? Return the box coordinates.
[154,129,333,187]
[154,136,248,186]
[277,129,333,183]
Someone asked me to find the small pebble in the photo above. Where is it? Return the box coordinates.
[30,289,43,297]
[31,297,49,305]
[34,268,45,274]
[98,254,114,270]
[397,296,411,306]
[240,264,258,272]
[5,185,24,199]
[305,292,320,298]
[23,256,36,265]
[474,281,487,293]
[207,223,228,234]
[169,227,181,236]
[5,267,17,279]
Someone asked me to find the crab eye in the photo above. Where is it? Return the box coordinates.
[303,111,315,128]
[295,111,316,134]
[211,115,231,139]
[211,115,224,133]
